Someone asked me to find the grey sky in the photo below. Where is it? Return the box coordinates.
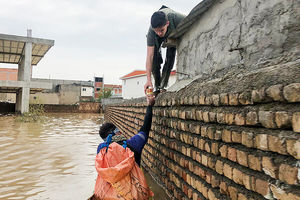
[0,0,200,84]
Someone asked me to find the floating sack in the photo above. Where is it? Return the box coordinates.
[92,142,153,200]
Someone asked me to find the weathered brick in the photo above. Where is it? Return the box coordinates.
[233,168,243,185]
[237,150,248,167]
[209,112,216,122]
[262,157,278,179]
[203,111,210,122]
[201,126,207,138]
[255,178,270,197]
[216,160,223,175]
[275,111,292,128]
[208,189,216,200]
[292,112,300,132]
[219,145,227,158]
[199,95,206,105]
[248,154,262,171]
[192,192,198,200]
[220,93,229,105]
[199,168,206,179]
[193,96,199,105]
[266,84,284,101]
[223,163,232,179]
[246,112,259,125]
[179,110,186,119]
[205,96,212,105]
[286,139,300,159]
[195,124,201,134]
[225,113,235,124]
[270,185,289,200]
[237,193,248,200]
[283,83,300,102]
[196,110,203,121]
[228,186,238,200]
[207,157,216,169]
[239,91,253,105]
[196,152,202,163]
[259,111,276,128]
[199,139,206,150]
[228,147,237,162]
[216,113,225,124]
[189,96,194,105]
[222,129,232,143]
[214,130,222,140]
[202,154,208,167]
[231,131,242,143]
[229,93,239,105]
[207,127,215,139]
[211,142,220,155]
[241,131,254,148]
[235,113,245,125]
[252,88,266,103]
[255,134,268,151]
[211,175,220,188]
[206,172,212,184]
[243,174,254,190]
[268,135,287,154]
[219,181,228,195]
[202,185,208,198]
[209,94,219,106]
[288,192,300,200]
[204,142,211,153]
[279,164,299,185]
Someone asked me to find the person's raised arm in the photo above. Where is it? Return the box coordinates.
[144,46,154,94]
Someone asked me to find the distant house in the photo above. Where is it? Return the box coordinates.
[120,70,176,99]
[30,78,95,104]
[0,68,18,81]
[94,77,122,99]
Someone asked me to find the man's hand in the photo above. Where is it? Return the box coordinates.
[147,94,155,106]
[144,80,153,94]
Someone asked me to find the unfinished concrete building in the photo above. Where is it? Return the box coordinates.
[0,30,54,113]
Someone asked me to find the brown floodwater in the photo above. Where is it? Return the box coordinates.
[0,113,169,200]
[0,113,103,200]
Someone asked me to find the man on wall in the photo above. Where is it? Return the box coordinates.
[144,5,186,94]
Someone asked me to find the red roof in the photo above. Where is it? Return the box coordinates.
[120,70,146,80]
[120,70,176,80]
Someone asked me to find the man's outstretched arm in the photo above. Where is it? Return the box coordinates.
[144,46,154,94]
[126,96,155,154]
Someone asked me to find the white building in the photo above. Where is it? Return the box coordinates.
[81,86,94,97]
[120,70,176,99]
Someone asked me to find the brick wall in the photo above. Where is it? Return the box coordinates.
[104,69,300,200]
[0,68,18,81]
[42,102,101,113]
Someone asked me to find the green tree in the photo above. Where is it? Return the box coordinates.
[97,89,112,101]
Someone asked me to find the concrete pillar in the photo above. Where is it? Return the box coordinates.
[16,30,32,113]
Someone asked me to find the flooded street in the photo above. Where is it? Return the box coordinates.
[0,113,104,200]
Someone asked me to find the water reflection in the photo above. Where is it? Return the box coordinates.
[0,113,103,200]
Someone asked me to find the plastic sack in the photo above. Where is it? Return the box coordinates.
[91,142,153,200]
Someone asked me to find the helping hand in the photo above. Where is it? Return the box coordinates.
[146,94,155,106]
[144,80,153,94]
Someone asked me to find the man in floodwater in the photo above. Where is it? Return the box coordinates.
[144,5,186,95]
[91,94,155,200]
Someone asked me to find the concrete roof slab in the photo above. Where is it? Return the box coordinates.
[0,33,54,65]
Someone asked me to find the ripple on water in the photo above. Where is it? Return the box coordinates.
[0,113,102,199]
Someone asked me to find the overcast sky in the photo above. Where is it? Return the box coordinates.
[0,0,200,84]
